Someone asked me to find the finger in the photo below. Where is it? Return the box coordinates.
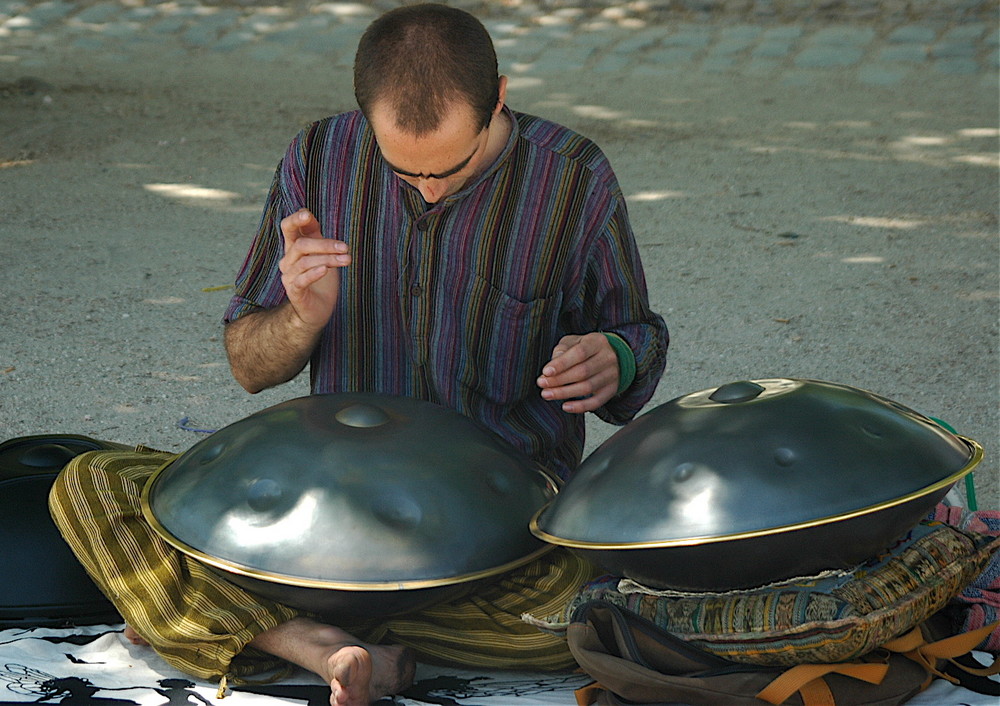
[542,345,618,390]
[560,388,616,414]
[540,367,617,402]
[288,237,349,256]
[287,264,338,292]
[279,236,350,283]
[280,208,322,249]
[542,375,617,413]
[541,339,588,378]
[283,251,351,275]
[537,356,590,390]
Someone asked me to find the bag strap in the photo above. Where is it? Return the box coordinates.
[575,682,602,706]
[882,621,1000,685]
[756,621,1000,704]
[572,602,997,706]
[755,663,890,706]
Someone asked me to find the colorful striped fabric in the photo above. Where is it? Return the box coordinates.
[929,504,1000,651]
[531,521,1000,667]
[224,107,668,480]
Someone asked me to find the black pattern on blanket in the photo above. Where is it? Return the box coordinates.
[0,624,996,706]
[0,625,590,706]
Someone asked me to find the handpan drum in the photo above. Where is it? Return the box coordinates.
[0,434,122,627]
[142,393,558,620]
[531,378,983,591]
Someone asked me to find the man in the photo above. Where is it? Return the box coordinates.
[51,5,667,705]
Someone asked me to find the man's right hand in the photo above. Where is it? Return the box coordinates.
[224,209,351,393]
[279,208,352,330]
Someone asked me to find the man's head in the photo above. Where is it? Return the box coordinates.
[354,4,508,203]
[353,3,500,135]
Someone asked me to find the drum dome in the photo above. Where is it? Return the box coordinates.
[532,379,981,591]
[143,393,557,618]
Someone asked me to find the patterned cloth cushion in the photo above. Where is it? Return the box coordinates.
[527,521,1000,667]
[928,505,1000,652]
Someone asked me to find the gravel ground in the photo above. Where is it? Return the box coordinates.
[1,0,997,508]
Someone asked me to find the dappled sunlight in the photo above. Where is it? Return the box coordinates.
[895,134,951,146]
[311,3,375,19]
[529,92,661,129]
[784,120,873,131]
[886,126,998,168]
[142,297,186,305]
[743,120,998,171]
[841,255,886,264]
[958,128,999,138]
[952,153,999,168]
[573,104,626,120]
[506,75,544,90]
[629,189,689,201]
[822,215,928,229]
[0,15,31,32]
[0,0,375,63]
[815,211,997,243]
[140,182,262,214]
[144,183,241,201]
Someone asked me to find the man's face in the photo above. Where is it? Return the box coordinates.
[370,102,492,204]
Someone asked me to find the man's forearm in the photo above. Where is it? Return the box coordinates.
[223,303,324,393]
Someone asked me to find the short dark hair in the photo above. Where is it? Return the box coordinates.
[353,3,500,135]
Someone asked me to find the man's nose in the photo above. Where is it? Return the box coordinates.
[417,178,446,204]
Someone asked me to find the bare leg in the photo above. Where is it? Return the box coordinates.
[124,625,149,646]
[249,617,414,706]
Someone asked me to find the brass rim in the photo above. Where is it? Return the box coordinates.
[140,457,557,592]
[529,436,983,550]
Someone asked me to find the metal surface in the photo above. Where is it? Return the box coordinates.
[532,378,982,590]
[142,393,557,618]
[0,435,121,627]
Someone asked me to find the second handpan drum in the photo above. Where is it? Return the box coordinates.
[142,393,558,619]
[531,378,983,591]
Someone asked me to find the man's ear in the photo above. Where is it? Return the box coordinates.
[495,75,508,115]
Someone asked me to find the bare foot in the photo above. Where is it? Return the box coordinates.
[327,644,413,706]
[249,617,414,706]
[124,625,149,646]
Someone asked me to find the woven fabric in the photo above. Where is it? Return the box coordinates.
[49,448,598,682]
[929,505,1000,652]
[530,522,999,667]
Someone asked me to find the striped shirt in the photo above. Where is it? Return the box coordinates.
[224,107,668,479]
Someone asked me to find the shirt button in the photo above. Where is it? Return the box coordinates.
[415,220,430,231]
[410,284,422,297]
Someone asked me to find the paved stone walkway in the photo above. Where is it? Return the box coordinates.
[1,1,997,87]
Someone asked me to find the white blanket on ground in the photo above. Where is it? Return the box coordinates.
[0,624,994,706]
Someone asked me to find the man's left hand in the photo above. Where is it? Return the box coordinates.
[537,333,619,414]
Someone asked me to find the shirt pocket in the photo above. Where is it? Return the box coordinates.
[455,278,562,406]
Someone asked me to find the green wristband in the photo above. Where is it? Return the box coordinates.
[602,332,636,395]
